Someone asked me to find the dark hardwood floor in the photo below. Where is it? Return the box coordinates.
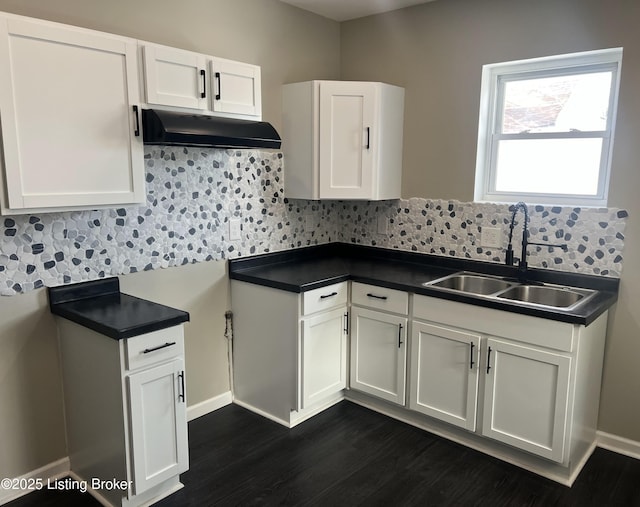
[8,401,640,506]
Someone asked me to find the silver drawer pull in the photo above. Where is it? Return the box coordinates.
[367,293,388,300]
[320,292,338,299]
[142,342,176,354]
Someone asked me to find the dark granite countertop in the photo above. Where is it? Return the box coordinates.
[229,243,619,326]
[48,278,190,340]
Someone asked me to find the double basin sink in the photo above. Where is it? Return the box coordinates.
[423,272,596,311]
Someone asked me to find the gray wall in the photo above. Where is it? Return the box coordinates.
[341,0,640,441]
[0,0,340,481]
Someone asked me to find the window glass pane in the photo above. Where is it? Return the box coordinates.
[495,138,602,195]
[501,72,612,134]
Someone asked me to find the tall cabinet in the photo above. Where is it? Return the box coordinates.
[282,80,404,200]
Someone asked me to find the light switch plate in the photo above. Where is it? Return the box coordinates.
[304,214,314,230]
[481,227,502,248]
[377,216,388,235]
[229,219,241,240]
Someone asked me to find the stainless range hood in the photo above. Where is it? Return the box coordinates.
[141,109,281,149]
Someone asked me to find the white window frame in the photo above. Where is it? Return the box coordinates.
[474,48,623,206]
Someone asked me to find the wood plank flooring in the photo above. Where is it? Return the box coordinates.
[7,401,640,506]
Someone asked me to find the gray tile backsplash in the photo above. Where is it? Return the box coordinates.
[0,147,628,295]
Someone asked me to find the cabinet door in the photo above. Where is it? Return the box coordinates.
[128,358,188,495]
[482,338,571,462]
[300,307,348,409]
[210,57,261,118]
[350,307,407,405]
[0,17,144,212]
[318,81,376,200]
[410,322,481,431]
[143,44,207,109]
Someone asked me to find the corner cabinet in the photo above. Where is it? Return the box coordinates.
[141,42,262,120]
[57,320,188,507]
[0,13,145,214]
[231,280,348,427]
[282,80,404,200]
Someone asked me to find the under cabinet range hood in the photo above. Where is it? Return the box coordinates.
[141,109,281,149]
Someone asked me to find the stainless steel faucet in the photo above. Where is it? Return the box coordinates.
[505,202,568,273]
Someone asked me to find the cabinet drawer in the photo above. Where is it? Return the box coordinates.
[302,282,348,316]
[351,282,408,315]
[125,326,185,371]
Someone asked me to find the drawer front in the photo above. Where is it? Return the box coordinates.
[351,282,409,315]
[303,281,348,316]
[125,325,185,371]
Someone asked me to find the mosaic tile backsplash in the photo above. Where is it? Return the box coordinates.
[0,147,628,296]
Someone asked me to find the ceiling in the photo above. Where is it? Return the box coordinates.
[279,0,437,22]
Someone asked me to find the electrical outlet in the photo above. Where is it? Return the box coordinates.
[229,219,241,240]
[304,214,314,230]
[377,216,388,235]
[481,227,502,248]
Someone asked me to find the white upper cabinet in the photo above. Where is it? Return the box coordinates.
[143,44,207,110]
[141,42,262,120]
[0,14,145,214]
[282,80,404,201]
[210,57,262,119]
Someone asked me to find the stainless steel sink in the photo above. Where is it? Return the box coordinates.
[424,272,515,295]
[496,284,596,309]
[423,271,597,311]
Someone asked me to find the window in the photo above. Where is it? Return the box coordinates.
[474,48,623,206]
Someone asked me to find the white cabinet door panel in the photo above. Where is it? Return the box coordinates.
[318,81,376,199]
[143,44,207,109]
[211,57,261,118]
[410,322,481,431]
[128,358,188,495]
[300,307,347,408]
[482,338,571,462]
[0,17,144,211]
[350,307,407,405]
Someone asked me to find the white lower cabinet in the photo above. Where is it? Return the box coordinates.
[481,337,571,462]
[409,294,607,474]
[57,320,188,507]
[301,307,348,409]
[128,358,189,495]
[350,307,407,405]
[231,280,348,427]
[409,321,480,431]
[350,283,408,405]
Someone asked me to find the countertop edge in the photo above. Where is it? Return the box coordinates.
[228,244,619,326]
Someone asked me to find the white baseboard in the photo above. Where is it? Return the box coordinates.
[597,430,640,460]
[187,391,232,421]
[0,457,70,505]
